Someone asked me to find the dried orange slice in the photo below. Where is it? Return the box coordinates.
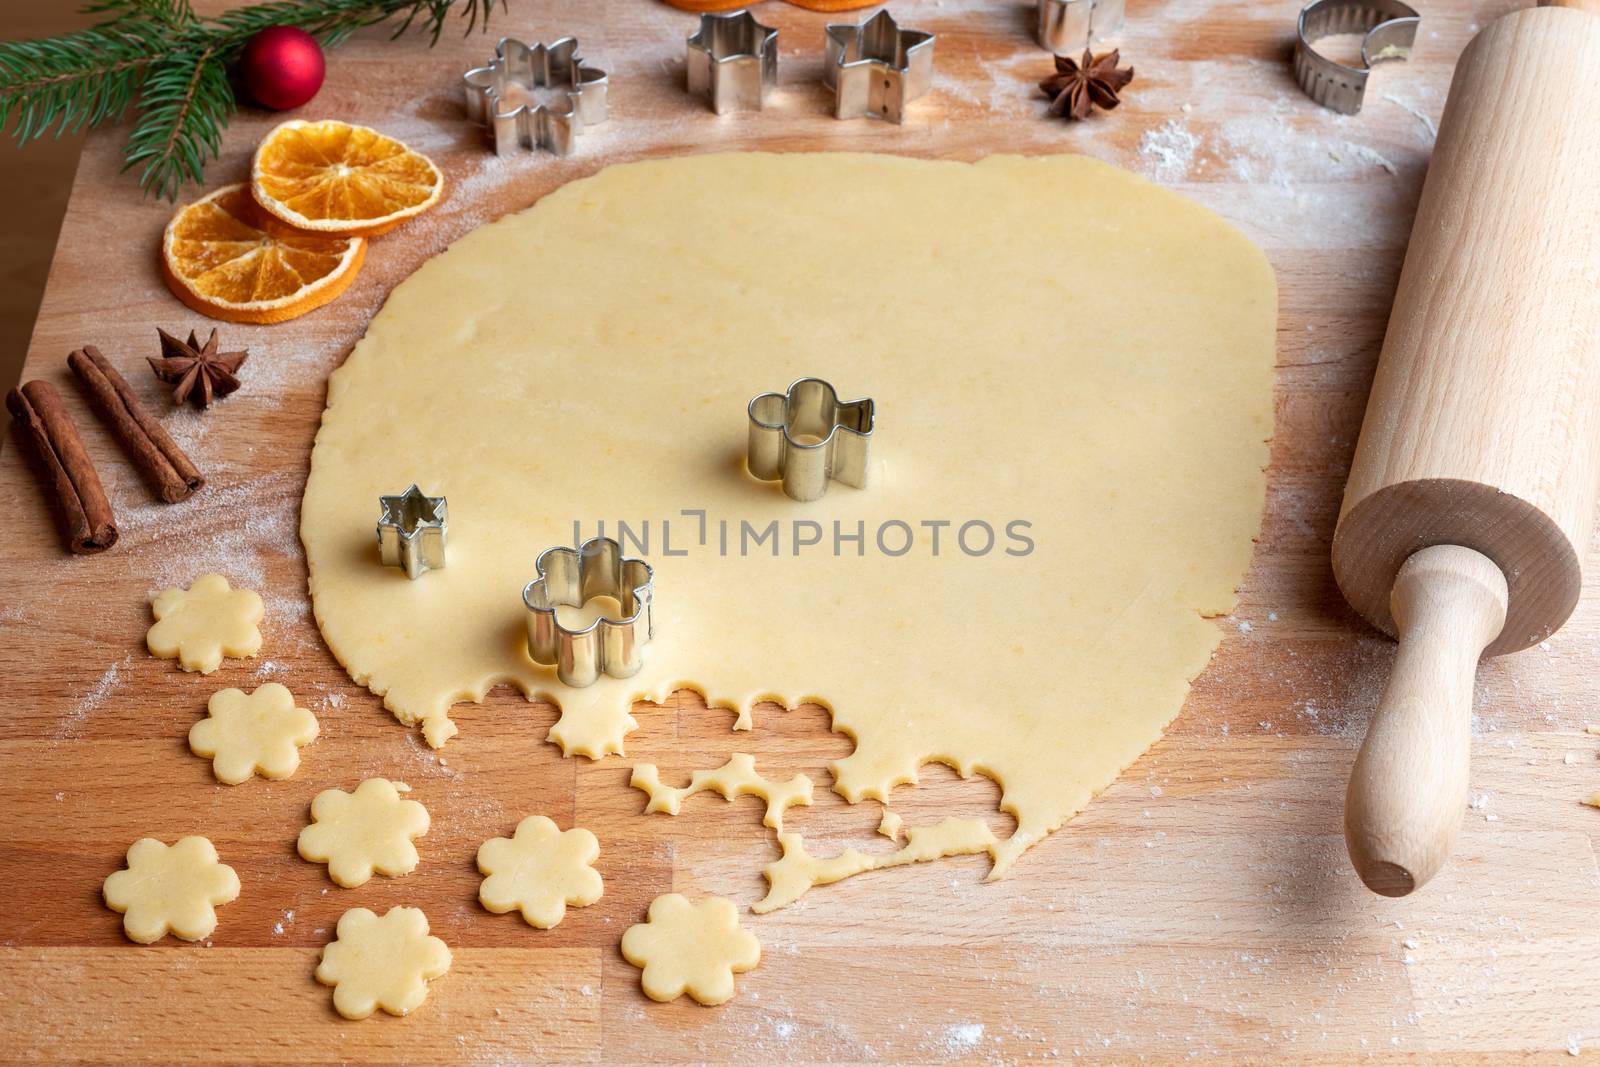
[250,119,444,237]
[161,183,366,324]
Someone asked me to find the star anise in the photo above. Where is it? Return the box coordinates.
[148,328,248,409]
[1040,49,1135,121]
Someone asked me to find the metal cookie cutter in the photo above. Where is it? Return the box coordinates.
[378,486,447,579]
[823,10,935,123]
[686,9,778,113]
[523,536,654,687]
[1036,0,1125,54]
[747,378,875,502]
[1293,0,1419,115]
[463,37,608,156]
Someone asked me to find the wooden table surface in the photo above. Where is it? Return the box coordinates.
[4,0,1599,1062]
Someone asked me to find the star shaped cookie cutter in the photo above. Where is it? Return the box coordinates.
[1036,0,1125,54]
[463,37,609,156]
[378,486,447,580]
[747,378,875,502]
[523,536,654,688]
[823,10,935,123]
[1292,0,1419,115]
[686,9,778,114]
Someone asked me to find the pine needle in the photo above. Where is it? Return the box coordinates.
[0,0,493,199]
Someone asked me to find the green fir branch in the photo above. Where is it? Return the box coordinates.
[0,0,495,199]
[123,44,230,201]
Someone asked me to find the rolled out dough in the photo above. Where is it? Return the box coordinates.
[301,152,1274,888]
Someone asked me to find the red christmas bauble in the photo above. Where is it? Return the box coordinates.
[239,26,325,111]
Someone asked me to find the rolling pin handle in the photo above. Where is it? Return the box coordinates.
[1344,545,1508,897]
[1541,0,1600,14]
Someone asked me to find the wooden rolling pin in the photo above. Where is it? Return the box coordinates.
[1331,0,1600,897]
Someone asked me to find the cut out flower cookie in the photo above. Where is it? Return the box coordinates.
[189,683,319,784]
[316,906,451,1020]
[298,778,429,887]
[621,894,761,1006]
[477,815,603,929]
[147,573,264,674]
[102,836,240,944]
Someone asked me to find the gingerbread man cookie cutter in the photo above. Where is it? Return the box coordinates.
[463,37,609,156]
[523,536,654,687]
[747,377,875,502]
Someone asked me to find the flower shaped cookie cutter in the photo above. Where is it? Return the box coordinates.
[463,37,609,156]
[523,536,654,687]
[377,485,446,579]
[747,377,875,502]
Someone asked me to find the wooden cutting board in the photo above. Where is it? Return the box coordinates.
[2,0,1597,1061]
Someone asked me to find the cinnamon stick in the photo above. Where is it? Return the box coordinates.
[5,380,118,554]
[68,345,204,503]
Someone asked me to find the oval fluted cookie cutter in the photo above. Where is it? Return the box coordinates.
[463,37,609,156]
[523,536,654,687]
[747,377,875,502]
[1292,0,1419,115]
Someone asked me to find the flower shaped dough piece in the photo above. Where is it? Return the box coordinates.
[147,573,264,674]
[189,683,319,784]
[477,815,603,928]
[297,778,429,887]
[316,906,451,1019]
[621,894,761,1006]
[102,836,241,944]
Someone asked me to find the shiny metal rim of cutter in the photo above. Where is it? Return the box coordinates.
[747,378,875,502]
[1036,0,1125,55]
[378,486,447,580]
[463,37,609,156]
[686,9,778,114]
[1293,0,1420,115]
[523,536,655,688]
[823,10,935,123]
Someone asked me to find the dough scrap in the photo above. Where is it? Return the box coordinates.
[1584,794,1599,809]
[297,778,428,887]
[300,153,1274,896]
[620,894,761,1006]
[630,753,812,831]
[476,815,603,928]
[755,818,998,914]
[102,836,240,943]
[147,574,264,674]
[188,682,319,784]
[877,809,903,841]
[316,906,451,1020]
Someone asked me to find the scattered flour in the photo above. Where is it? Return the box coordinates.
[56,655,133,740]
[1383,93,1439,139]
[1338,142,1399,176]
[945,1023,985,1051]
[1137,119,1200,182]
